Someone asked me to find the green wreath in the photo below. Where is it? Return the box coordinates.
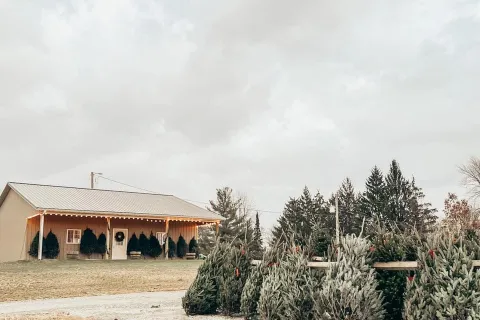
[115,231,125,242]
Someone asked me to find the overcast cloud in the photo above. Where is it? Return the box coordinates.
[1,0,479,231]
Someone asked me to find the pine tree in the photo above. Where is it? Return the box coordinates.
[218,244,251,316]
[250,212,264,259]
[138,232,149,257]
[384,160,411,229]
[241,242,287,320]
[258,249,318,320]
[358,166,387,230]
[313,234,385,319]
[198,225,216,255]
[148,232,162,258]
[96,233,107,257]
[333,178,361,235]
[44,230,59,259]
[28,231,46,258]
[177,235,187,258]
[182,241,231,315]
[127,233,140,254]
[406,178,437,232]
[403,231,480,319]
[272,187,331,248]
[79,228,97,257]
[188,237,198,254]
[164,236,176,258]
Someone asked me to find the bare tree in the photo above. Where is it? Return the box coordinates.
[458,157,480,202]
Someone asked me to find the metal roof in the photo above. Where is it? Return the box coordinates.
[0,182,223,221]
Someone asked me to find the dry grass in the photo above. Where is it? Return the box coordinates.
[0,259,202,302]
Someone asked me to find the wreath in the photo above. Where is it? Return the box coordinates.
[115,231,125,242]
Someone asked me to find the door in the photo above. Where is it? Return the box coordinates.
[111,228,128,260]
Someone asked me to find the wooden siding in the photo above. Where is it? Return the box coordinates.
[24,215,198,260]
[0,189,37,262]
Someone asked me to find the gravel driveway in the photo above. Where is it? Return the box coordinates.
[0,291,233,320]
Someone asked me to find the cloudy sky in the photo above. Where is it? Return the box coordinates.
[1,0,479,232]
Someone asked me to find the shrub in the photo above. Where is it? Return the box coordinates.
[28,231,45,258]
[138,233,150,256]
[313,234,385,320]
[258,249,317,320]
[79,228,98,257]
[148,232,162,258]
[177,235,188,258]
[218,245,251,316]
[96,233,107,257]
[127,233,140,254]
[403,230,480,319]
[189,237,198,255]
[44,230,60,259]
[182,241,231,315]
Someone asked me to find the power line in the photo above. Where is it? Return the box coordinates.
[97,174,283,214]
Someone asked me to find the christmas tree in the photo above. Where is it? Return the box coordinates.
[218,244,251,315]
[313,234,385,319]
[127,233,140,254]
[258,248,317,320]
[148,232,162,258]
[241,242,287,319]
[28,231,46,257]
[177,235,187,258]
[79,228,97,257]
[403,230,480,319]
[182,241,230,315]
[44,230,59,259]
[138,233,149,257]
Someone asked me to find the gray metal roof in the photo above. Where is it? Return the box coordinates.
[1,182,223,221]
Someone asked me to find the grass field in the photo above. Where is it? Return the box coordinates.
[0,259,202,302]
[2,313,88,320]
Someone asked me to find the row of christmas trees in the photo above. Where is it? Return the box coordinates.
[126,233,198,258]
[183,226,480,319]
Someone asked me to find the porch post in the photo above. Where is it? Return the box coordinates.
[195,225,199,240]
[38,211,45,260]
[165,219,170,260]
[106,217,111,260]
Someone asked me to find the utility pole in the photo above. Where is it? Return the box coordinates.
[335,192,340,246]
[90,172,102,189]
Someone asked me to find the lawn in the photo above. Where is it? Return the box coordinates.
[0,259,202,302]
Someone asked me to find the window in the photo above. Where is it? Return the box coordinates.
[156,232,167,245]
[66,229,81,244]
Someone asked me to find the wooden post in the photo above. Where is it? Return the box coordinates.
[195,225,199,240]
[165,219,169,260]
[38,211,45,260]
[215,221,219,238]
[106,217,111,260]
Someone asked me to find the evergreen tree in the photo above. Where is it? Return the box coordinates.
[188,237,198,254]
[272,187,331,248]
[384,160,411,229]
[79,228,97,257]
[406,178,437,232]
[330,178,361,236]
[148,232,162,258]
[182,242,231,315]
[218,245,251,316]
[313,234,385,319]
[164,236,176,258]
[404,231,480,319]
[198,225,216,254]
[127,233,140,254]
[96,233,107,257]
[358,166,387,230]
[44,230,59,259]
[177,235,187,258]
[250,212,264,259]
[258,249,318,320]
[241,242,287,319]
[28,231,45,258]
[138,232,149,257]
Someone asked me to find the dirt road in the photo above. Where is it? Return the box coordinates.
[0,291,231,320]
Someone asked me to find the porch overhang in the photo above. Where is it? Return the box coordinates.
[26,209,222,225]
